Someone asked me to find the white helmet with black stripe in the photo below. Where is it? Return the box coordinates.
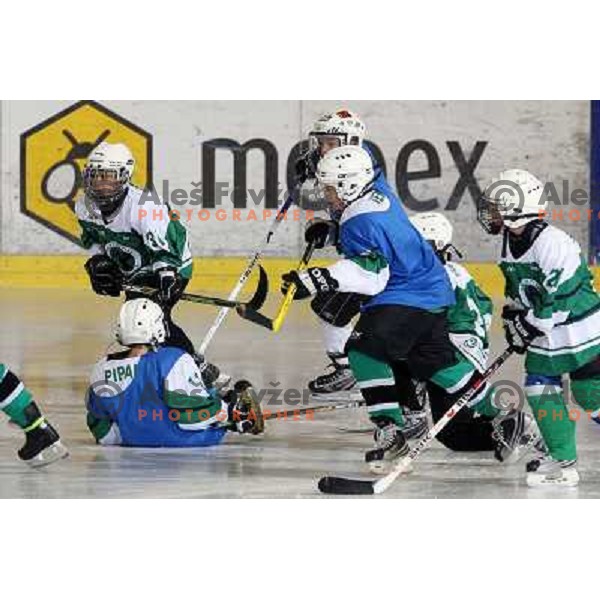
[309,109,366,156]
[316,145,374,207]
[83,142,135,212]
[479,169,546,234]
[410,212,461,262]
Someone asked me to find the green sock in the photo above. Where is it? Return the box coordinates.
[348,350,404,428]
[527,389,576,462]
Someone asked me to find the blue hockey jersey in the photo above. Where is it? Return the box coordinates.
[331,184,455,311]
[86,346,227,448]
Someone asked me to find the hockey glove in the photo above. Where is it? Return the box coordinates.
[155,268,184,305]
[224,380,264,435]
[281,267,339,300]
[294,150,319,184]
[502,305,543,354]
[304,218,339,249]
[85,254,123,297]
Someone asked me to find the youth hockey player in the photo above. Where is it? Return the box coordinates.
[409,212,538,456]
[282,146,533,473]
[479,168,600,487]
[296,110,387,396]
[85,299,263,447]
[298,111,427,437]
[0,363,67,466]
[76,142,195,356]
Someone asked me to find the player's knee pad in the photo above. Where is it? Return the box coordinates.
[311,291,363,327]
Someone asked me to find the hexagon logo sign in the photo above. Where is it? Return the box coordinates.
[20,100,153,245]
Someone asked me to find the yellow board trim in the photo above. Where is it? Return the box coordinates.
[0,256,599,300]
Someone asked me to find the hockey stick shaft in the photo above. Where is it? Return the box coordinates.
[271,241,316,332]
[217,397,366,430]
[198,186,300,353]
[262,398,365,420]
[123,285,245,308]
[122,264,268,311]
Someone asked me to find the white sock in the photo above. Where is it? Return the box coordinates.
[321,320,353,363]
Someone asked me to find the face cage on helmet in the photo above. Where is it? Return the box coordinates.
[477,195,504,235]
[83,166,130,209]
[320,173,373,208]
[308,131,362,155]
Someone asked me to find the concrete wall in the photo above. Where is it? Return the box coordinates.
[0,101,590,261]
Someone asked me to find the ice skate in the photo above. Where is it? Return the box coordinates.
[365,419,410,475]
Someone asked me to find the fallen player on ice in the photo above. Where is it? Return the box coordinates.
[85,298,263,447]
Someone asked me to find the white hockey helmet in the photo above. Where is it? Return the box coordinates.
[309,109,366,156]
[316,145,374,207]
[115,299,166,347]
[478,169,546,234]
[410,212,453,250]
[83,142,135,210]
[410,212,461,263]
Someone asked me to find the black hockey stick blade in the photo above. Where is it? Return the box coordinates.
[317,476,375,495]
[246,264,269,311]
[236,305,274,330]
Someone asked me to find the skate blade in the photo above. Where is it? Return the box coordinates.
[526,469,579,488]
[338,426,374,434]
[24,441,69,468]
[368,458,413,476]
[310,390,362,404]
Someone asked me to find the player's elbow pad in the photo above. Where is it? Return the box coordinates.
[328,259,389,296]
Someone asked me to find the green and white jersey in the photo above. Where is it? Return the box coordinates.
[75,185,193,281]
[500,224,600,375]
[445,262,493,372]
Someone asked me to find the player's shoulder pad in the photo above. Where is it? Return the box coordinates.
[444,261,472,289]
[526,224,583,284]
[538,223,579,249]
[534,223,581,262]
[340,190,390,225]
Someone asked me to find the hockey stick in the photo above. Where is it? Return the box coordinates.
[122,264,268,311]
[317,347,514,495]
[237,240,317,332]
[198,184,302,353]
[217,396,366,431]
[262,397,365,420]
